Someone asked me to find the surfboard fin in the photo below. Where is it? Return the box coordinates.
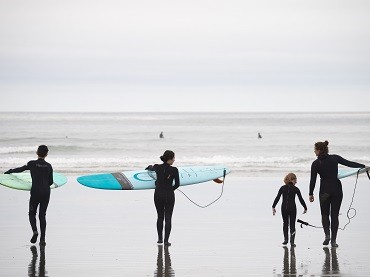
[213,178,223,184]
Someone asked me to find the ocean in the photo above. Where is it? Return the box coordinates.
[1,112,369,176]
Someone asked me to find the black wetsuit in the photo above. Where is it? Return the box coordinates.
[309,154,365,241]
[273,183,307,242]
[151,163,180,242]
[6,159,53,241]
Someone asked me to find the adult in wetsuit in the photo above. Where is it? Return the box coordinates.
[273,173,307,246]
[147,150,180,246]
[5,145,53,246]
[309,140,365,247]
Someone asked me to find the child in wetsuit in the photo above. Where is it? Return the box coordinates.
[272,173,307,247]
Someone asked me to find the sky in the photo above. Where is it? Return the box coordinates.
[0,0,369,112]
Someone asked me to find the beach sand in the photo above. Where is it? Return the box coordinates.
[1,176,370,276]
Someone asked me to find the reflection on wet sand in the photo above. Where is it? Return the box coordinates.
[154,245,175,277]
[282,246,296,276]
[322,247,340,275]
[28,245,48,277]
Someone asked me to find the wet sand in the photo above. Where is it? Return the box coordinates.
[1,176,370,276]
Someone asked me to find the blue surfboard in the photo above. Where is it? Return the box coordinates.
[0,172,67,191]
[338,167,369,179]
[77,165,230,190]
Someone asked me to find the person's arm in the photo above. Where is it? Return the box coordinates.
[4,164,29,174]
[309,161,318,196]
[297,188,307,212]
[49,165,54,187]
[272,187,283,209]
[173,168,180,190]
[272,187,283,215]
[335,155,365,169]
[145,165,154,171]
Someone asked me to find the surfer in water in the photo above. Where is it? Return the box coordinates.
[272,173,307,247]
[146,150,180,246]
[4,145,53,246]
[309,140,366,247]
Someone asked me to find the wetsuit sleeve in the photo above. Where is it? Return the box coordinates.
[145,165,155,171]
[49,165,54,187]
[5,163,30,174]
[309,161,318,196]
[272,187,283,208]
[296,188,307,210]
[173,168,180,190]
[334,155,365,168]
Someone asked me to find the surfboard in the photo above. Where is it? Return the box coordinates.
[0,172,67,191]
[77,165,230,190]
[338,167,369,179]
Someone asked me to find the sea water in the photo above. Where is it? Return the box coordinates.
[1,112,369,175]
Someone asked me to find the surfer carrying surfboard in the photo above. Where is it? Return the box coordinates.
[4,145,53,246]
[146,150,180,246]
[309,140,366,247]
[272,173,307,247]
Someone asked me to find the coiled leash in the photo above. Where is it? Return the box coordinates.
[298,168,370,230]
[177,169,227,208]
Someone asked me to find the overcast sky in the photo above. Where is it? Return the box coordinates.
[0,0,369,112]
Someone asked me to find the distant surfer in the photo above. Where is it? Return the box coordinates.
[309,140,366,247]
[272,173,307,247]
[258,132,262,139]
[146,150,179,246]
[159,132,164,139]
[4,145,53,246]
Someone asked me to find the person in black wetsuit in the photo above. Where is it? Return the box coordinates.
[272,173,307,246]
[147,150,180,246]
[4,145,53,246]
[309,140,366,247]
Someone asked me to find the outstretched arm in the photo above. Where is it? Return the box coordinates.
[4,164,29,174]
[335,155,365,169]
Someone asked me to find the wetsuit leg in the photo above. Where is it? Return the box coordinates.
[289,208,297,244]
[38,192,50,241]
[154,193,165,241]
[289,209,297,235]
[29,194,40,233]
[281,209,289,242]
[164,193,175,242]
[330,192,343,242]
[319,193,331,237]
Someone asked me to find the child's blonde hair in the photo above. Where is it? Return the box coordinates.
[284,173,297,185]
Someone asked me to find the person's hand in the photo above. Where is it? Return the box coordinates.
[272,208,276,216]
[303,209,307,214]
[309,195,314,202]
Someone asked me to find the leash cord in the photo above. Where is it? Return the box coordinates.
[176,170,226,208]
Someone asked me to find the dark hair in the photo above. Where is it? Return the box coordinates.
[37,145,49,158]
[160,150,175,163]
[314,140,329,155]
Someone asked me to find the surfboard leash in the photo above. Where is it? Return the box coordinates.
[176,169,227,208]
[298,168,369,231]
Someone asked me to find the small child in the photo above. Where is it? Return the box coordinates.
[272,173,307,247]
